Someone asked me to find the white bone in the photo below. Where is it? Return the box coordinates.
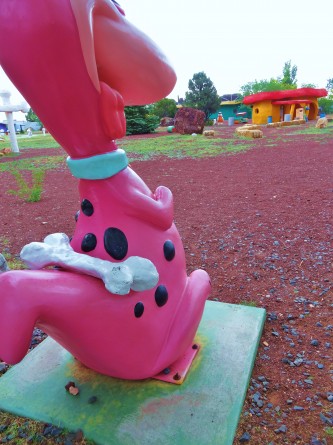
[20,233,159,295]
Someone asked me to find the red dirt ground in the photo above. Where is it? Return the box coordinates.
[0,124,332,444]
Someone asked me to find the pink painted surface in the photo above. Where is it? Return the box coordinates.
[0,0,210,379]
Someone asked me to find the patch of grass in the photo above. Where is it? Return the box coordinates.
[0,236,10,250]
[0,156,65,172]
[290,122,333,135]
[324,427,333,437]
[239,300,257,307]
[0,411,42,444]
[8,168,46,202]
[6,255,26,270]
[118,134,253,159]
[0,133,60,150]
[0,411,95,444]
[0,237,26,269]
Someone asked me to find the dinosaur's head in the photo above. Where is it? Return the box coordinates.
[0,0,176,157]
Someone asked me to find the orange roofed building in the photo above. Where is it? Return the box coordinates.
[243,88,327,124]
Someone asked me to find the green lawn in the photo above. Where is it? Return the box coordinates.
[0,130,255,169]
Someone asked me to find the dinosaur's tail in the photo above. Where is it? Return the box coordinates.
[0,271,39,363]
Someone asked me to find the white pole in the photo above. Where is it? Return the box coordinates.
[5,111,19,153]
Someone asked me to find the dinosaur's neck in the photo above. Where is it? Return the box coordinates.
[66,148,128,180]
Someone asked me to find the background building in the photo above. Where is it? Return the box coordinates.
[243,88,328,124]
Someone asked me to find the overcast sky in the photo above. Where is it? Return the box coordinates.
[1,0,332,120]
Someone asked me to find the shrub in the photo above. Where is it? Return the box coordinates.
[125,106,160,135]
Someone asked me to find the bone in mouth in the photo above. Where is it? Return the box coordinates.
[20,233,159,295]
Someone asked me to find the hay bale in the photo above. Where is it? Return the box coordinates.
[316,117,328,128]
[236,128,263,138]
[239,124,262,131]
[290,119,305,125]
[203,130,215,137]
[251,130,263,138]
[266,122,282,128]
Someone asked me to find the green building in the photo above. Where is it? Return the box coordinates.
[210,94,251,121]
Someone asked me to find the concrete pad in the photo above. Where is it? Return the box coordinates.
[0,301,265,445]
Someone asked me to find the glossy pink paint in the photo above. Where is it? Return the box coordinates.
[0,0,210,379]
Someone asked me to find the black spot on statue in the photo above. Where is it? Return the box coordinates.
[81,199,94,216]
[163,240,175,261]
[75,210,80,222]
[81,233,97,252]
[134,302,144,318]
[155,285,168,307]
[104,227,128,260]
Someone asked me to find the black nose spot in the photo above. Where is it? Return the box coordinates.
[134,302,144,318]
[163,240,175,261]
[155,285,168,307]
[81,233,97,252]
[104,227,128,260]
[81,199,94,216]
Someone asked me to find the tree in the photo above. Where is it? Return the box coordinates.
[318,97,333,114]
[240,61,298,98]
[151,98,177,119]
[326,78,333,94]
[25,108,42,124]
[318,78,333,114]
[300,83,317,88]
[240,78,288,97]
[184,72,221,119]
[281,60,297,87]
[124,106,159,135]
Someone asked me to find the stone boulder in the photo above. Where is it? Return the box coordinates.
[160,117,175,127]
[174,107,206,135]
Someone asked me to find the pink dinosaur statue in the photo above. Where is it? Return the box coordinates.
[0,0,211,379]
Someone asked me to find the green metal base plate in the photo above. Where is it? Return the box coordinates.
[0,301,265,445]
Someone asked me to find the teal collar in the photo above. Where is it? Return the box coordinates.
[67,149,128,180]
